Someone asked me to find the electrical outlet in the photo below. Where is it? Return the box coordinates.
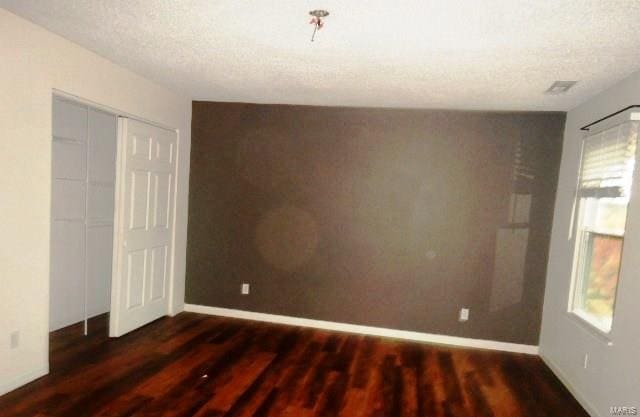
[459,308,469,322]
[583,353,589,369]
[241,283,250,295]
[10,331,19,349]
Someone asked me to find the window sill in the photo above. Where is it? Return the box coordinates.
[566,311,614,345]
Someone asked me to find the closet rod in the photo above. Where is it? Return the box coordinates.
[580,105,640,131]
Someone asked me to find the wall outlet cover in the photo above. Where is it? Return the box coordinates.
[459,308,469,322]
[10,331,19,349]
[241,283,250,295]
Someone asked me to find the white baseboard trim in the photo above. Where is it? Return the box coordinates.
[0,364,49,397]
[539,353,600,417]
[184,304,539,355]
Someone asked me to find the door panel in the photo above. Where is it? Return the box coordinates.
[152,172,172,229]
[110,117,177,337]
[126,249,146,309]
[155,136,174,164]
[150,245,167,301]
[131,134,152,161]
[129,171,151,231]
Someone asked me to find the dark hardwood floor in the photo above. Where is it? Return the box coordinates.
[0,313,588,417]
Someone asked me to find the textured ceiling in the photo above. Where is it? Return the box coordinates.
[2,0,640,110]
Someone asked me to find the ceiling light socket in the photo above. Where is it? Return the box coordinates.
[309,9,329,18]
[545,80,577,94]
[309,9,329,42]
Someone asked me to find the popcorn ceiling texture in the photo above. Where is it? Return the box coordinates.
[2,0,640,110]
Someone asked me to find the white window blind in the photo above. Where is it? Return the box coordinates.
[578,121,639,199]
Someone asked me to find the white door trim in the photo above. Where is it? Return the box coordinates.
[108,117,127,337]
[53,89,175,131]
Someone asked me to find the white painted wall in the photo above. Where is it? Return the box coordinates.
[540,70,640,417]
[0,9,191,395]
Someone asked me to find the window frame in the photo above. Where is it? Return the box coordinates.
[570,225,624,334]
[567,119,639,337]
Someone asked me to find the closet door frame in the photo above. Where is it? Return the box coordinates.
[51,90,181,335]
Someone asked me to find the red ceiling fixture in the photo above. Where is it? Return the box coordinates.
[309,10,329,42]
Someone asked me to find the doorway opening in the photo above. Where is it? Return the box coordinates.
[49,93,179,345]
[50,96,117,337]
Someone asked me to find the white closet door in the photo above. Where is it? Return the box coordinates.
[110,118,177,337]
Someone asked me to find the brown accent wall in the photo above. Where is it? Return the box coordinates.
[186,102,565,345]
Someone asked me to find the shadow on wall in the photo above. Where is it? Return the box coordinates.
[255,204,319,272]
[490,137,536,312]
[185,103,565,345]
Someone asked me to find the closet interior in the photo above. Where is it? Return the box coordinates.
[50,97,117,333]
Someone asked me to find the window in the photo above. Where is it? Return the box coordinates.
[570,120,638,333]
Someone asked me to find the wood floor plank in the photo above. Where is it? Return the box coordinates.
[0,313,589,417]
